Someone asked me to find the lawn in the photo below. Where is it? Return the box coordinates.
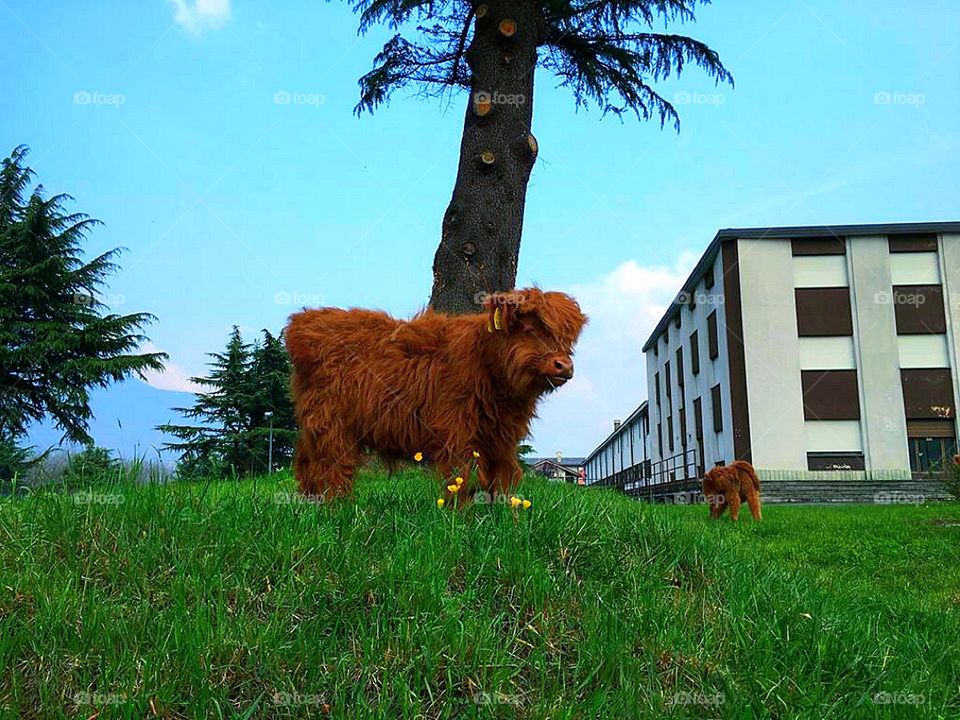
[0,471,958,719]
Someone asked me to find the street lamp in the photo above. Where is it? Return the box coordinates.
[264,411,274,474]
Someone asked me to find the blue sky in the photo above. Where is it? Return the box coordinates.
[3,0,959,457]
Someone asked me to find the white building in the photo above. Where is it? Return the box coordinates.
[587,222,960,493]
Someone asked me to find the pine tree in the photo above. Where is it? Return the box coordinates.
[0,146,167,443]
[349,0,732,313]
[159,328,297,477]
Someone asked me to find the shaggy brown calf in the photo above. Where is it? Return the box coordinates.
[702,460,762,521]
[285,289,587,500]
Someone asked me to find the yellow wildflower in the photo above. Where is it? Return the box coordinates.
[510,496,522,507]
[472,451,480,458]
[522,499,531,509]
[436,498,445,508]
[455,476,464,486]
[447,484,459,493]
[413,452,423,462]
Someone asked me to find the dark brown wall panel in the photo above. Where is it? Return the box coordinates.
[721,241,751,462]
[795,288,853,336]
[801,370,861,420]
[889,234,939,253]
[791,237,846,256]
[693,397,704,441]
[707,311,719,359]
[893,285,947,334]
[690,331,700,375]
[902,368,955,419]
[711,383,723,433]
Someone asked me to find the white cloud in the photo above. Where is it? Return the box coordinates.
[139,342,204,394]
[529,254,698,457]
[168,0,231,36]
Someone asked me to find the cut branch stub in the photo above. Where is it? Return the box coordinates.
[479,151,496,167]
[498,18,517,37]
[473,92,493,117]
[475,4,488,19]
[461,241,477,258]
[526,133,538,158]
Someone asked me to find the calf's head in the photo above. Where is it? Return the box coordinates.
[482,288,587,395]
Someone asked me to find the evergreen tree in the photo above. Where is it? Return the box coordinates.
[248,330,298,471]
[0,145,167,443]
[159,328,297,477]
[348,0,733,313]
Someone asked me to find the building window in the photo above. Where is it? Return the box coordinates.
[693,397,704,441]
[657,423,663,457]
[667,415,675,452]
[711,384,723,433]
[705,267,715,290]
[674,313,681,329]
[664,361,671,398]
[679,407,687,448]
[690,331,700,375]
[807,452,865,471]
[707,311,719,359]
[676,347,684,388]
[654,372,661,407]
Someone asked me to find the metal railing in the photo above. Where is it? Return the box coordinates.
[589,447,701,498]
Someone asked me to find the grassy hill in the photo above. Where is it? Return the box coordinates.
[1,471,958,719]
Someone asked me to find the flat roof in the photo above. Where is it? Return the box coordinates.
[584,400,648,464]
[641,221,960,352]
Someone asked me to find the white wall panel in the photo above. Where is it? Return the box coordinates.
[897,334,950,368]
[805,420,863,452]
[798,336,857,370]
[890,252,940,285]
[793,255,849,288]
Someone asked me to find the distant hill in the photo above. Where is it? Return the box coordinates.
[26,380,195,463]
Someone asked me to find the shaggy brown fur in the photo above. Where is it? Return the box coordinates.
[702,460,762,521]
[285,289,587,501]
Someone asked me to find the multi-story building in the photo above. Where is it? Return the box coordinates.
[587,222,960,495]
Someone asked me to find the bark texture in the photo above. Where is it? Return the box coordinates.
[429,0,543,314]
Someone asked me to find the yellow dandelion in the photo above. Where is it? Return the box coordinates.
[455,476,464,486]
[436,498,445,508]
[413,452,423,462]
[447,484,460,493]
[472,451,480,458]
[510,496,522,507]
[522,499,531,509]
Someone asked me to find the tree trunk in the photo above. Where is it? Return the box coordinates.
[429,0,542,314]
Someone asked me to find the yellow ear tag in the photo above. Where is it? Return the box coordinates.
[493,307,503,330]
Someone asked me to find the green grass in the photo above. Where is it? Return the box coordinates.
[1,471,958,719]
